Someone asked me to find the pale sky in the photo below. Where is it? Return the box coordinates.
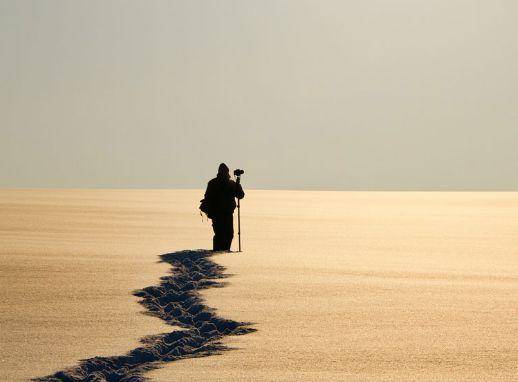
[1,0,517,190]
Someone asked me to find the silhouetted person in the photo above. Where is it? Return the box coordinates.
[204,163,245,251]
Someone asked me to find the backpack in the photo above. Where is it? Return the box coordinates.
[199,198,211,217]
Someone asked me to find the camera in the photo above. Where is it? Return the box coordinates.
[234,169,244,176]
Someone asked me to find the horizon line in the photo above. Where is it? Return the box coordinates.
[1,187,517,193]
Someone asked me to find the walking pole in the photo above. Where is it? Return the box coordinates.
[237,197,242,252]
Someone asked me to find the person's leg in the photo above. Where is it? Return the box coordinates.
[212,216,224,251]
[223,213,234,251]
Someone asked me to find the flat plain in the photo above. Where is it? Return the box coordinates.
[1,189,517,381]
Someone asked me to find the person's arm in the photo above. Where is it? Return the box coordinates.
[235,178,245,199]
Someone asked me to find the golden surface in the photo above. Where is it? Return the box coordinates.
[1,190,518,381]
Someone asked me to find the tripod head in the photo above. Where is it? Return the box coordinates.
[234,169,244,183]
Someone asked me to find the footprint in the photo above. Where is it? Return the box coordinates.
[35,249,255,382]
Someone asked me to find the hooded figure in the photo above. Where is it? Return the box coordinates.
[203,163,245,251]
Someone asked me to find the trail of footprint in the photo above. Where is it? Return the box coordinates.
[35,249,255,382]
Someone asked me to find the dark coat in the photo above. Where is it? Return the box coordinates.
[204,174,245,217]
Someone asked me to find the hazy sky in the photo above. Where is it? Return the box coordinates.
[1,0,517,190]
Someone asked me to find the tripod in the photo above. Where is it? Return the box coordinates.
[236,175,242,252]
[233,170,244,252]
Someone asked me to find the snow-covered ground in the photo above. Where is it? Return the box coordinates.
[2,189,517,381]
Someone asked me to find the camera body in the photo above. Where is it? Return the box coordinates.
[234,169,244,176]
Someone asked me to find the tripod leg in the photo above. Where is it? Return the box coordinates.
[237,199,241,252]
